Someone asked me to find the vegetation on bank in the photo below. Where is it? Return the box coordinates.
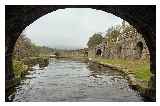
[92,57,151,87]
[12,34,52,79]
[12,21,151,89]
[13,34,54,60]
[87,21,151,89]
[12,60,28,79]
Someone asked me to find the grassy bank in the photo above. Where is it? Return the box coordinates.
[12,56,49,79]
[6,60,29,90]
[92,57,152,88]
[12,60,28,79]
[6,56,49,97]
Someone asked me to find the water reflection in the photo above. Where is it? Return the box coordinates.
[8,58,144,102]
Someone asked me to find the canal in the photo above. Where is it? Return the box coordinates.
[8,58,144,102]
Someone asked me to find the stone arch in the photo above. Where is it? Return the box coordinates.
[136,41,143,59]
[84,51,88,57]
[117,46,122,58]
[5,5,156,101]
[96,49,102,56]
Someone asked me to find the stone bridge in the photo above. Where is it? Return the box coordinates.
[5,5,156,100]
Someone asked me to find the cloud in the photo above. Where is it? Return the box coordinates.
[24,8,122,49]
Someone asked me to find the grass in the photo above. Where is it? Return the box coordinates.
[12,60,28,79]
[93,57,152,83]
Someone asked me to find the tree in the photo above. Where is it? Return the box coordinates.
[87,33,103,48]
[13,34,32,60]
[105,26,121,43]
[13,34,55,60]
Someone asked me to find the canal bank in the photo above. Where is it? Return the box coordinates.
[7,58,145,102]
[6,55,152,101]
[89,58,153,101]
[6,56,86,90]
[6,56,50,101]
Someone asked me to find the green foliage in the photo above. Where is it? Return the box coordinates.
[93,57,151,83]
[87,33,103,48]
[134,62,151,81]
[13,34,53,79]
[12,60,28,78]
[13,34,54,60]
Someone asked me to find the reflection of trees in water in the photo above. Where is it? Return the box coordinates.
[6,60,49,101]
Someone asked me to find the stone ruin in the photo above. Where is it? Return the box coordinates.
[89,21,150,60]
[55,48,88,58]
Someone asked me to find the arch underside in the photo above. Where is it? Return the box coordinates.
[5,5,156,101]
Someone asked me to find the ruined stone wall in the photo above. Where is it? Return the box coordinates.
[5,6,155,100]
[116,31,150,60]
[57,49,88,58]
[89,24,150,60]
[88,48,96,58]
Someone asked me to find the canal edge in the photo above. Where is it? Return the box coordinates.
[89,59,154,101]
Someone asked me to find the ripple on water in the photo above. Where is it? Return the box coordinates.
[10,59,144,102]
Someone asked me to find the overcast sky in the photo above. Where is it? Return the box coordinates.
[23,8,122,49]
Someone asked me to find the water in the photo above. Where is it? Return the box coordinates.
[8,58,144,102]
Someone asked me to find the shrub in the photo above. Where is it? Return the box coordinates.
[12,60,28,78]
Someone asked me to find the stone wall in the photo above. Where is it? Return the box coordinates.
[89,23,150,60]
[5,6,155,100]
[56,48,88,58]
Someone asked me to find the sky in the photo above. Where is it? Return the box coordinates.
[23,8,123,49]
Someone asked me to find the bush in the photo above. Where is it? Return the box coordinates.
[12,60,28,78]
